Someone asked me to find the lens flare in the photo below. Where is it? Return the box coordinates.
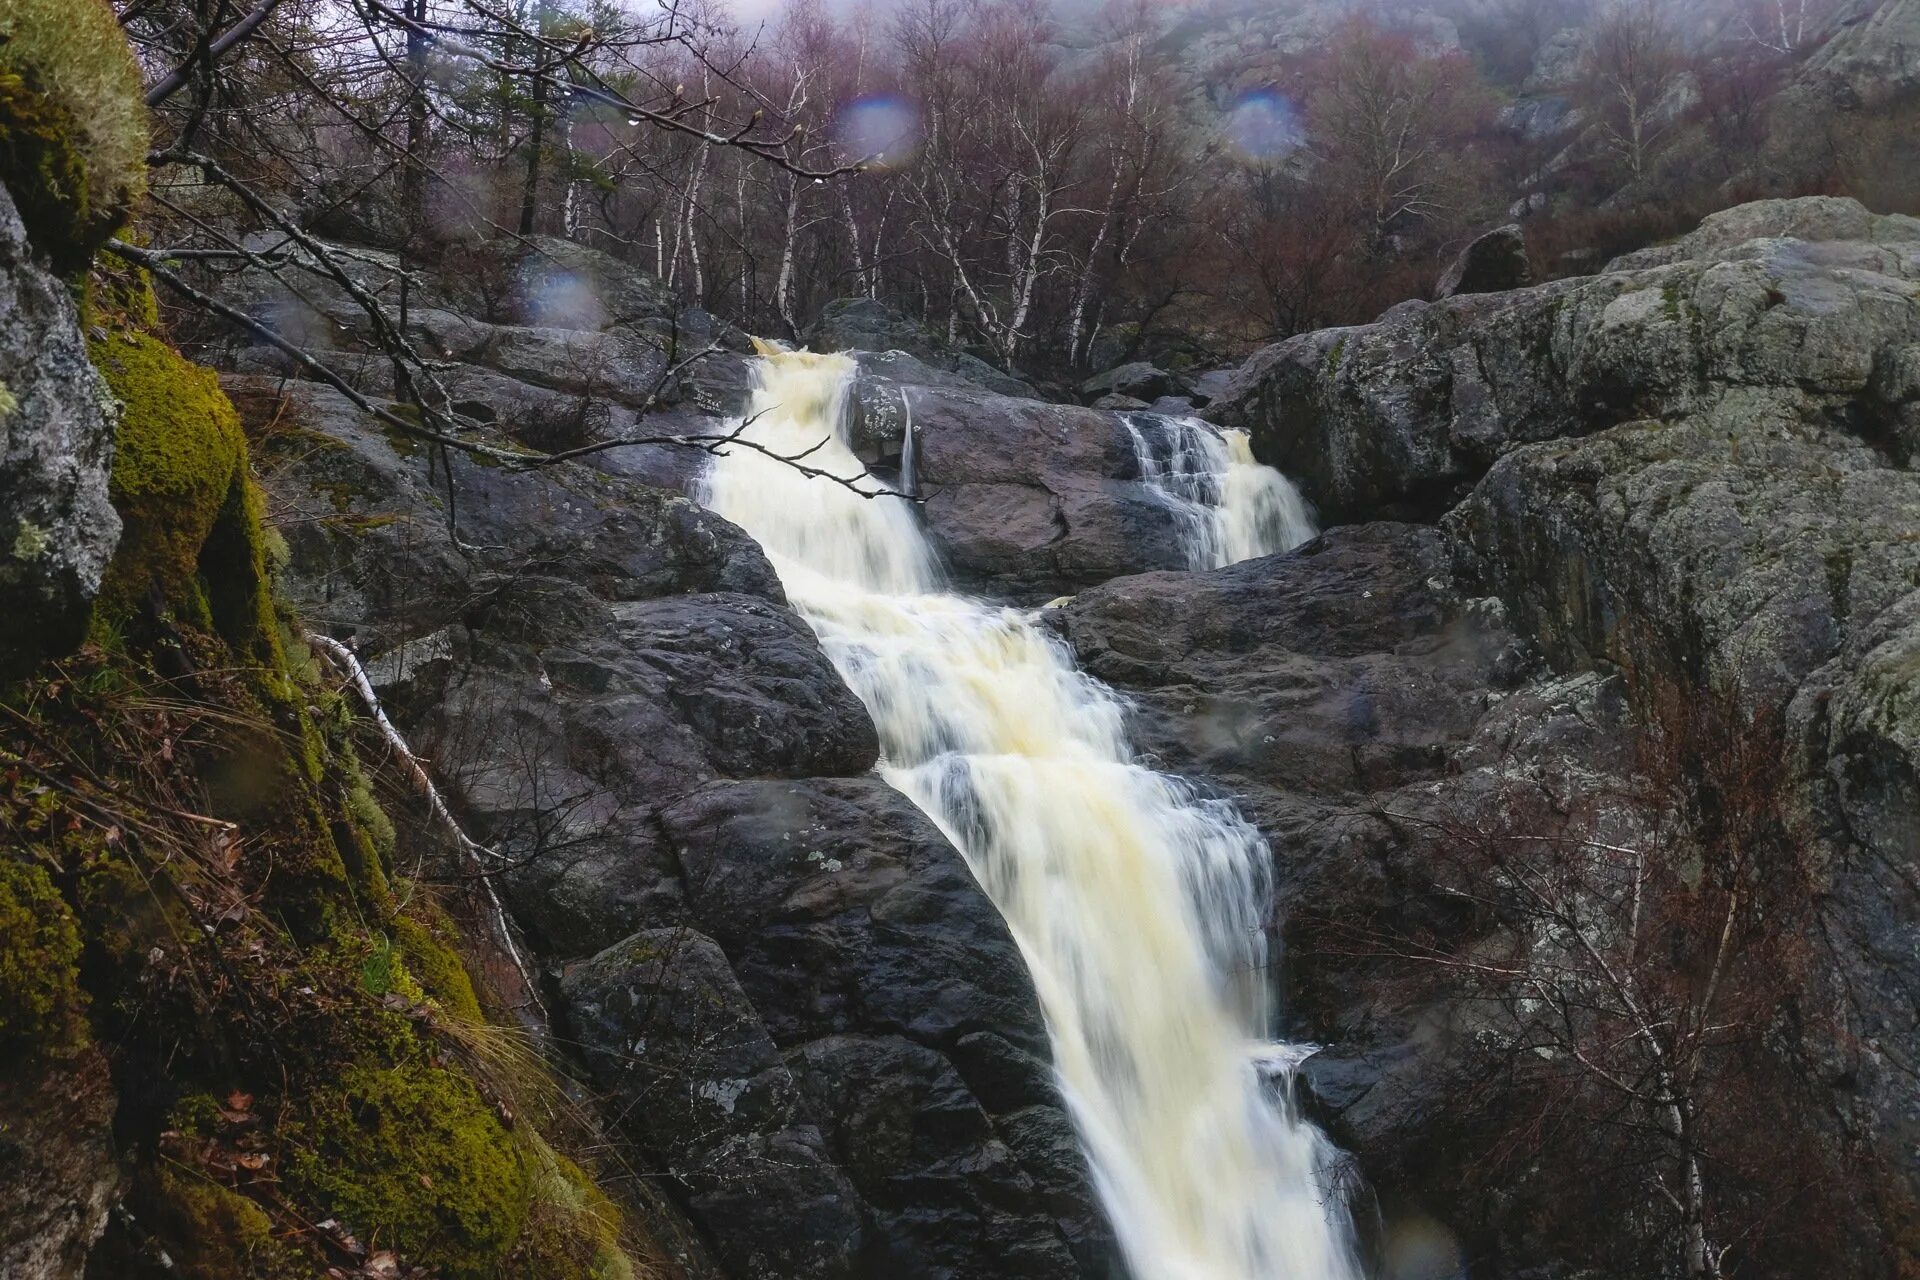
[519,265,607,330]
[832,95,922,170]
[1225,89,1303,162]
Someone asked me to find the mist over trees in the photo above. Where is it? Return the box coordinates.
[120,0,1919,383]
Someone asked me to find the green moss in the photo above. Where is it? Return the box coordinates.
[393,913,484,1023]
[0,379,16,420]
[284,1060,531,1278]
[380,410,425,458]
[137,1168,304,1280]
[167,1092,224,1138]
[88,331,286,664]
[519,1150,636,1280]
[343,769,397,866]
[0,0,148,268]
[1325,335,1347,377]
[360,932,427,1005]
[90,332,245,626]
[87,239,162,330]
[0,856,87,1057]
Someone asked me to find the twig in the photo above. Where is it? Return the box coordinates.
[306,632,547,1020]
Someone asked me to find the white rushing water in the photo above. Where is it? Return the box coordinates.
[1123,414,1317,570]
[699,350,1358,1280]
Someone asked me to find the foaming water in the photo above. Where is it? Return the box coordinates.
[699,350,1361,1280]
[1124,414,1317,569]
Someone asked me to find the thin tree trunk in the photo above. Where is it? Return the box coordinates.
[402,0,430,233]
[518,6,551,236]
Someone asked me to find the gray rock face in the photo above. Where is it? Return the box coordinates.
[1433,224,1531,299]
[806,297,1034,397]
[1445,407,1920,1211]
[907,387,1199,598]
[1079,361,1187,404]
[1802,0,1920,102]
[0,1046,118,1280]
[0,181,120,673]
[238,361,1106,1272]
[1209,197,1920,522]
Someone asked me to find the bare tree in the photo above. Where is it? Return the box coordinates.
[1578,0,1686,182]
[1319,672,1857,1279]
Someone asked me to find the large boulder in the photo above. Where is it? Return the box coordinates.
[1433,224,1531,299]
[1209,197,1920,523]
[805,297,1034,397]
[908,386,1202,598]
[1079,361,1188,404]
[0,182,120,673]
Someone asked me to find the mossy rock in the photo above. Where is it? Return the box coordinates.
[88,331,282,662]
[0,856,87,1059]
[284,1060,532,1278]
[0,0,148,269]
[133,1167,306,1280]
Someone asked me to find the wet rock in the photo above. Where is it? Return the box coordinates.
[660,776,1046,1053]
[908,385,1193,598]
[562,928,867,1280]
[787,1034,1080,1278]
[0,181,120,672]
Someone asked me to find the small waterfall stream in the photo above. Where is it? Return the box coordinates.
[699,350,1359,1280]
[1123,414,1317,570]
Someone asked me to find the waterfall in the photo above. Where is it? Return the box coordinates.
[699,350,1362,1280]
[1123,413,1317,570]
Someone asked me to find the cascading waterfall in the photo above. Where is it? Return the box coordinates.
[699,350,1361,1280]
[1123,413,1317,570]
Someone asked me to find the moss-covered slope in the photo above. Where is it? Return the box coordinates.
[0,18,650,1279]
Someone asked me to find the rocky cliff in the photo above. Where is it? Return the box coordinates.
[175,191,1920,1278]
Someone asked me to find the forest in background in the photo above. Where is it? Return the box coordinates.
[123,0,1920,384]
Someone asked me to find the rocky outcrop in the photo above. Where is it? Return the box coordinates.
[1187,196,1920,1271]
[1445,407,1920,1225]
[232,325,1107,1270]
[1209,197,1920,523]
[0,182,120,673]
